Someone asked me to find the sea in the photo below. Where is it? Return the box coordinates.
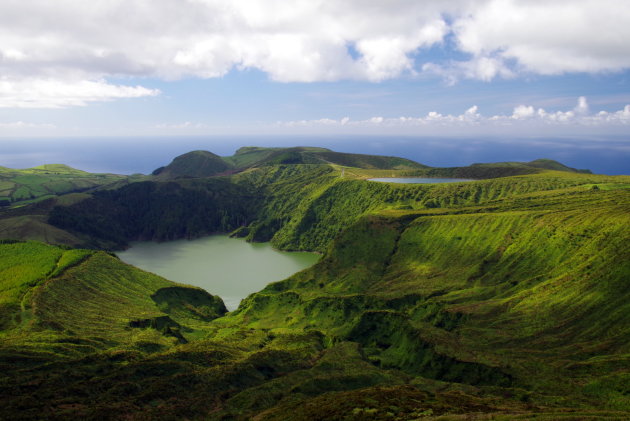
[1,135,628,175]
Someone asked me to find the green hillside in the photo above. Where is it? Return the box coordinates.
[526,158,592,173]
[48,162,625,252]
[224,146,332,168]
[1,148,629,419]
[230,146,428,169]
[153,147,591,184]
[0,193,100,247]
[0,164,127,206]
[156,146,427,177]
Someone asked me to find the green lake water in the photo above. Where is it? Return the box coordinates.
[117,235,319,311]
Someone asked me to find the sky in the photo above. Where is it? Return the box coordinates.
[0,0,629,138]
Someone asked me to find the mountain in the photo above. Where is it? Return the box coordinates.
[1,147,629,419]
[153,147,427,179]
[152,150,234,178]
[153,148,590,183]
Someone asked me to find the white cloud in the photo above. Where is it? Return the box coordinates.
[154,122,208,129]
[575,96,589,115]
[0,77,160,108]
[450,0,630,81]
[511,105,535,120]
[277,97,630,132]
[0,0,628,108]
[0,0,454,87]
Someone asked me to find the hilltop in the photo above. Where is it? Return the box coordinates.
[0,164,128,207]
[224,146,428,170]
[153,146,427,180]
[152,150,234,178]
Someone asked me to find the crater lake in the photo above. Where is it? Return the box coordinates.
[117,235,319,311]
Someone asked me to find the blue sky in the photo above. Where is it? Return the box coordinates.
[0,0,629,138]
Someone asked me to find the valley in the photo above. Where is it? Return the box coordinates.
[0,146,629,420]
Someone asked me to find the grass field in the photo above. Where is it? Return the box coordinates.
[0,164,127,206]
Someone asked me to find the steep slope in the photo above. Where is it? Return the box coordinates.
[48,178,257,248]
[229,184,630,413]
[2,150,629,420]
[152,150,234,178]
[46,163,624,252]
[236,168,620,251]
[5,179,623,420]
[0,193,92,247]
[0,241,226,356]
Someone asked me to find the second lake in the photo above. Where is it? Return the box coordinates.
[117,235,319,311]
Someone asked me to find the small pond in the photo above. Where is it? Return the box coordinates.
[117,235,319,311]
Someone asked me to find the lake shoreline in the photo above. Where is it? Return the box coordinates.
[117,234,319,311]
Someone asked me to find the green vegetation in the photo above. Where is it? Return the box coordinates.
[222,146,427,170]
[525,158,592,173]
[0,164,127,206]
[49,178,256,248]
[153,150,234,178]
[0,148,629,419]
[0,193,93,246]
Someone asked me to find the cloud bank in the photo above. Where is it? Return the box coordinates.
[0,1,628,107]
[154,122,208,130]
[277,97,630,133]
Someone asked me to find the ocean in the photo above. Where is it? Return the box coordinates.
[1,135,628,175]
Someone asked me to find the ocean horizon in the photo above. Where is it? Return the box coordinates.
[1,135,629,176]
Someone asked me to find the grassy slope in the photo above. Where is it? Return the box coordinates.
[224,178,630,416]
[0,193,93,247]
[1,157,629,419]
[0,242,226,355]
[236,167,622,252]
[47,177,257,248]
[0,164,127,205]
[223,146,331,168]
[0,152,595,250]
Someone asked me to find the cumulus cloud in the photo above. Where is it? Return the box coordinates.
[453,0,630,76]
[0,77,160,108]
[0,0,628,107]
[510,105,535,120]
[0,0,454,86]
[574,96,589,115]
[277,97,630,131]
